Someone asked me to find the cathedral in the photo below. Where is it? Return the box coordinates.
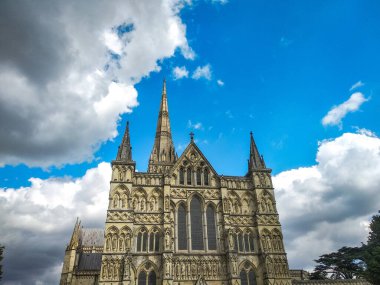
[60,81,293,285]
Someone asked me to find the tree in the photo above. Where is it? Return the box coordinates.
[310,211,380,283]
[311,246,364,279]
[0,244,4,281]
[361,212,380,285]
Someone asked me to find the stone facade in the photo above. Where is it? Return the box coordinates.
[60,81,292,285]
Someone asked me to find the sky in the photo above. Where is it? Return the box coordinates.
[0,0,380,284]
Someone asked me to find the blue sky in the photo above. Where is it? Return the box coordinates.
[1,0,379,188]
[1,0,380,283]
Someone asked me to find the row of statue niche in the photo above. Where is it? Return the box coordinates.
[105,232,132,252]
[132,195,162,212]
[164,228,173,250]
[258,192,276,213]
[113,166,132,182]
[253,172,272,188]
[101,258,122,280]
[172,257,226,280]
[261,231,283,252]
[266,257,288,276]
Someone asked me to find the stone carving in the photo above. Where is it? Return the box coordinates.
[173,256,226,280]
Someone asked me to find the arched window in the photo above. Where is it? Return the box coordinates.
[138,271,147,285]
[178,204,187,250]
[149,230,160,252]
[187,168,192,185]
[190,196,204,250]
[206,205,217,250]
[249,234,255,252]
[179,168,184,185]
[148,271,156,285]
[137,229,148,252]
[196,168,202,185]
[204,169,209,186]
[238,232,244,252]
[244,233,250,252]
[240,269,257,285]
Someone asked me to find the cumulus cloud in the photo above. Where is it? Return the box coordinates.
[321,92,369,128]
[0,0,193,167]
[0,162,111,284]
[273,131,380,270]
[349,80,365,91]
[192,64,212,80]
[217,79,225,86]
[173,66,189,80]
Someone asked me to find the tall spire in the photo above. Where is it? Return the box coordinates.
[116,121,133,162]
[68,218,81,250]
[248,131,265,174]
[148,80,176,173]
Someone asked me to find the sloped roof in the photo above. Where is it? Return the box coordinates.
[80,228,104,247]
[77,252,102,271]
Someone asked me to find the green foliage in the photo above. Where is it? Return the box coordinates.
[0,244,4,281]
[311,211,380,284]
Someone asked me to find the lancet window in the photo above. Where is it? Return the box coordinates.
[179,168,184,185]
[187,168,192,185]
[204,168,209,186]
[136,228,148,252]
[240,269,257,285]
[196,168,202,185]
[177,203,187,250]
[206,204,217,250]
[190,196,204,250]
[138,269,156,285]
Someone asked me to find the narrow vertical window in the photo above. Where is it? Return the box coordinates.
[149,233,154,252]
[248,270,256,285]
[148,271,156,285]
[244,233,250,252]
[154,232,159,251]
[178,204,187,250]
[196,168,202,185]
[138,271,147,285]
[179,168,184,185]
[187,168,192,185]
[240,270,248,285]
[238,233,244,252]
[142,231,148,251]
[249,235,255,252]
[204,169,209,186]
[234,233,239,251]
[206,205,217,250]
[137,232,142,252]
[191,196,204,250]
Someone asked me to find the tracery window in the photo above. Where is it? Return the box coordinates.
[244,232,255,252]
[187,168,192,185]
[177,203,187,250]
[149,229,160,252]
[206,205,217,250]
[179,168,184,185]
[138,268,156,285]
[196,168,202,185]
[204,168,209,186]
[240,268,257,285]
[190,196,204,250]
[136,228,148,252]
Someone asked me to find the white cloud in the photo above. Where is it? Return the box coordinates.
[192,64,212,80]
[273,131,380,270]
[225,110,234,118]
[321,92,369,128]
[211,0,228,4]
[173,66,189,80]
[0,162,111,284]
[0,0,193,167]
[188,120,203,130]
[349,80,365,91]
[217,79,224,86]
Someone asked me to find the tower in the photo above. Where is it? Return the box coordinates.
[63,81,292,285]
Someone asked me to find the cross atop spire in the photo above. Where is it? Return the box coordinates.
[148,80,177,173]
[190,132,194,142]
[247,131,265,174]
[116,121,133,162]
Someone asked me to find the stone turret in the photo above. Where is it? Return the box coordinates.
[148,80,177,173]
[247,132,266,175]
[116,121,133,162]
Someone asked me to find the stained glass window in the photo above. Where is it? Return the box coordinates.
[207,205,217,250]
[178,204,187,250]
[191,196,204,250]
[138,271,146,285]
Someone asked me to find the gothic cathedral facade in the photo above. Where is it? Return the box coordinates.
[60,81,292,285]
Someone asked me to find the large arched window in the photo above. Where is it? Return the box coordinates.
[206,205,217,250]
[196,168,202,185]
[187,168,192,185]
[178,204,187,250]
[179,168,184,185]
[138,271,146,285]
[240,268,257,285]
[148,271,156,285]
[204,169,209,186]
[190,196,204,250]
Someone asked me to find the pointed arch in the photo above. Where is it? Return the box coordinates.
[204,168,209,186]
[239,261,257,285]
[206,203,217,250]
[179,167,184,185]
[190,195,204,250]
[187,167,192,185]
[177,202,187,250]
